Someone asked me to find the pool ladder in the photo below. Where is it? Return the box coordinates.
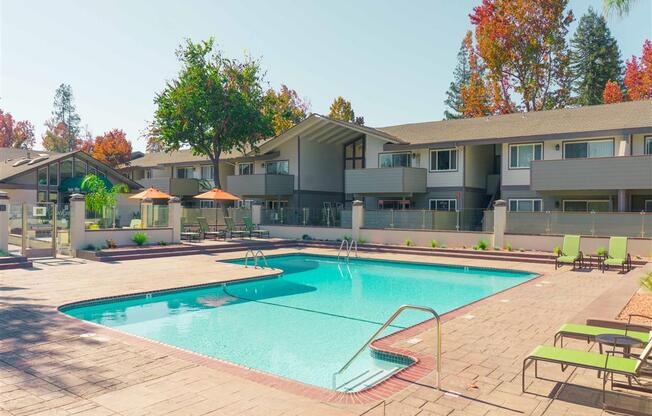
[332,304,442,391]
[244,249,269,269]
[337,239,358,261]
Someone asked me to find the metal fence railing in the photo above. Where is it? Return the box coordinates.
[363,209,492,232]
[261,207,348,227]
[181,207,251,226]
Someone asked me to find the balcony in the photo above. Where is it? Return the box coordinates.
[138,178,199,197]
[530,155,652,191]
[226,174,294,197]
[345,167,427,195]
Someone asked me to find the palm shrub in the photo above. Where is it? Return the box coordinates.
[477,239,488,250]
[405,239,413,247]
[81,174,128,228]
[431,239,438,248]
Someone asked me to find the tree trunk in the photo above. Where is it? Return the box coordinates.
[212,158,221,189]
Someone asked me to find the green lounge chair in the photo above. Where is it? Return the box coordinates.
[603,236,632,273]
[522,340,652,405]
[197,217,225,240]
[243,217,270,239]
[554,323,650,349]
[555,235,583,270]
[224,217,248,239]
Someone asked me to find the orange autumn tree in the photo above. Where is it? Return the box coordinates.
[624,39,652,101]
[89,129,132,167]
[459,32,492,117]
[470,0,574,112]
[602,80,623,103]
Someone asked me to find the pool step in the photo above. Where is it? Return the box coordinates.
[335,366,402,393]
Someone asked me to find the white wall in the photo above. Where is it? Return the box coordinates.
[364,135,387,168]
[299,139,343,192]
[252,137,299,187]
[632,133,651,155]
[84,228,174,248]
[2,189,37,205]
[420,147,464,188]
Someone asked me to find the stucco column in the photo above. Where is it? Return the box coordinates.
[351,200,364,241]
[168,197,181,243]
[618,190,628,212]
[69,193,86,256]
[251,202,262,225]
[493,199,507,249]
[141,198,152,228]
[0,192,9,253]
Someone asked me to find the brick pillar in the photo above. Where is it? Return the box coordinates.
[168,197,181,243]
[69,193,86,256]
[493,199,507,249]
[351,200,364,241]
[0,192,8,253]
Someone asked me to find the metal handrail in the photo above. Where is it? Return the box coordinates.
[254,250,268,269]
[244,249,256,268]
[349,240,358,258]
[337,239,358,261]
[332,304,442,390]
[337,239,348,259]
[244,249,268,269]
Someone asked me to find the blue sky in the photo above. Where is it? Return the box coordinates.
[1,0,650,151]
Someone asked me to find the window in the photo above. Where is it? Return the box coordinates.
[344,137,365,169]
[509,199,542,212]
[238,163,253,175]
[37,191,47,203]
[264,200,288,209]
[645,200,652,212]
[645,136,652,155]
[49,163,58,186]
[379,152,411,168]
[200,165,214,179]
[509,143,542,169]
[176,166,194,179]
[429,148,458,171]
[73,159,86,177]
[59,159,73,182]
[37,167,48,187]
[378,200,411,210]
[144,169,152,179]
[563,200,610,212]
[564,139,614,159]
[236,200,254,209]
[265,160,289,175]
[200,200,215,208]
[429,199,457,211]
[48,192,58,203]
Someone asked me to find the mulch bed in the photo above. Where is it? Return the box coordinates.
[617,289,652,324]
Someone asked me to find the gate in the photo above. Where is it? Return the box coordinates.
[8,202,68,258]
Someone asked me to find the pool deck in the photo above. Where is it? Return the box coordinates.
[0,247,650,415]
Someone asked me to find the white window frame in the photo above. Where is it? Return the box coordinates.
[265,160,289,175]
[562,199,611,212]
[144,169,152,179]
[238,162,254,175]
[428,199,457,211]
[378,152,411,168]
[508,143,543,169]
[644,200,652,212]
[200,165,214,179]
[644,136,652,155]
[563,138,614,159]
[508,199,543,212]
[200,200,215,209]
[429,148,458,172]
[176,166,194,179]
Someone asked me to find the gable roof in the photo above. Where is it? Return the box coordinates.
[0,148,142,189]
[379,100,652,149]
[125,148,248,168]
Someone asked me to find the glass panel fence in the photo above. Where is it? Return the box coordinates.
[181,207,252,226]
[260,207,345,227]
[362,209,490,232]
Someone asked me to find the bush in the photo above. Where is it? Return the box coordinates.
[357,238,367,245]
[105,239,117,249]
[404,239,413,247]
[84,244,95,251]
[596,246,607,256]
[477,239,488,250]
[506,243,513,252]
[158,241,168,246]
[343,235,352,242]
[132,232,148,246]
[302,234,312,240]
[553,245,562,255]
[430,239,438,248]
[440,244,447,248]
[641,273,652,292]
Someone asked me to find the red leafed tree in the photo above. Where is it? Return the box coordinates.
[90,129,132,167]
[469,0,574,112]
[460,32,492,117]
[603,80,624,104]
[0,110,35,149]
[624,39,652,101]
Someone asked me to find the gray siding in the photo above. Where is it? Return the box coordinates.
[531,155,652,191]
[345,167,426,194]
[226,174,294,197]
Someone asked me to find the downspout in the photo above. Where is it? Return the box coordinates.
[297,135,301,209]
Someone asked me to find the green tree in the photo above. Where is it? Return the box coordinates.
[264,85,309,136]
[603,0,636,17]
[329,96,363,125]
[49,84,81,151]
[153,38,273,188]
[570,7,622,105]
[444,36,472,119]
[81,174,128,228]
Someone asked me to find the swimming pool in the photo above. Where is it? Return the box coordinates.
[62,254,537,392]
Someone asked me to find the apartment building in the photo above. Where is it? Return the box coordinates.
[124,100,652,213]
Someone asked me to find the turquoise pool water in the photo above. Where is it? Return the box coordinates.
[62,254,536,391]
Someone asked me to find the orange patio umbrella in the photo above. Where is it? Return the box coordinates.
[193,188,241,225]
[129,187,172,200]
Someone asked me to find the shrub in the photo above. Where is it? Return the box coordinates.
[343,235,352,242]
[477,239,488,250]
[132,232,148,246]
[553,245,562,255]
[84,244,95,251]
[430,239,438,248]
[105,239,117,249]
[641,273,652,292]
[357,238,367,245]
[158,241,168,246]
[440,244,447,248]
[596,247,607,256]
[506,243,513,252]
[404,239,413,247]
[302,234,312,240]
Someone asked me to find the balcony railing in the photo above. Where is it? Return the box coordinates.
[226,174,294,197]
[345,167,427,194]
[137,178,200,197]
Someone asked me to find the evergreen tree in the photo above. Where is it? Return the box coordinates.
[444,36,471,119]
[570,7,622,105]
[50,84,81,150]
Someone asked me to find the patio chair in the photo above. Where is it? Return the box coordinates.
[603,236,633,273]
[243,217,270,239]
[555,235,583,270]
[129,219,142,229]
[224,217,248,239]
[554,319,651,348]
[522,339,652,406]
[197,217,226,240]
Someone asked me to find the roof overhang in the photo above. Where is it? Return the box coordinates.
[383,126,652,151]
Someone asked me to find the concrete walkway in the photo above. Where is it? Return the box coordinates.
[0,248,650,415]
